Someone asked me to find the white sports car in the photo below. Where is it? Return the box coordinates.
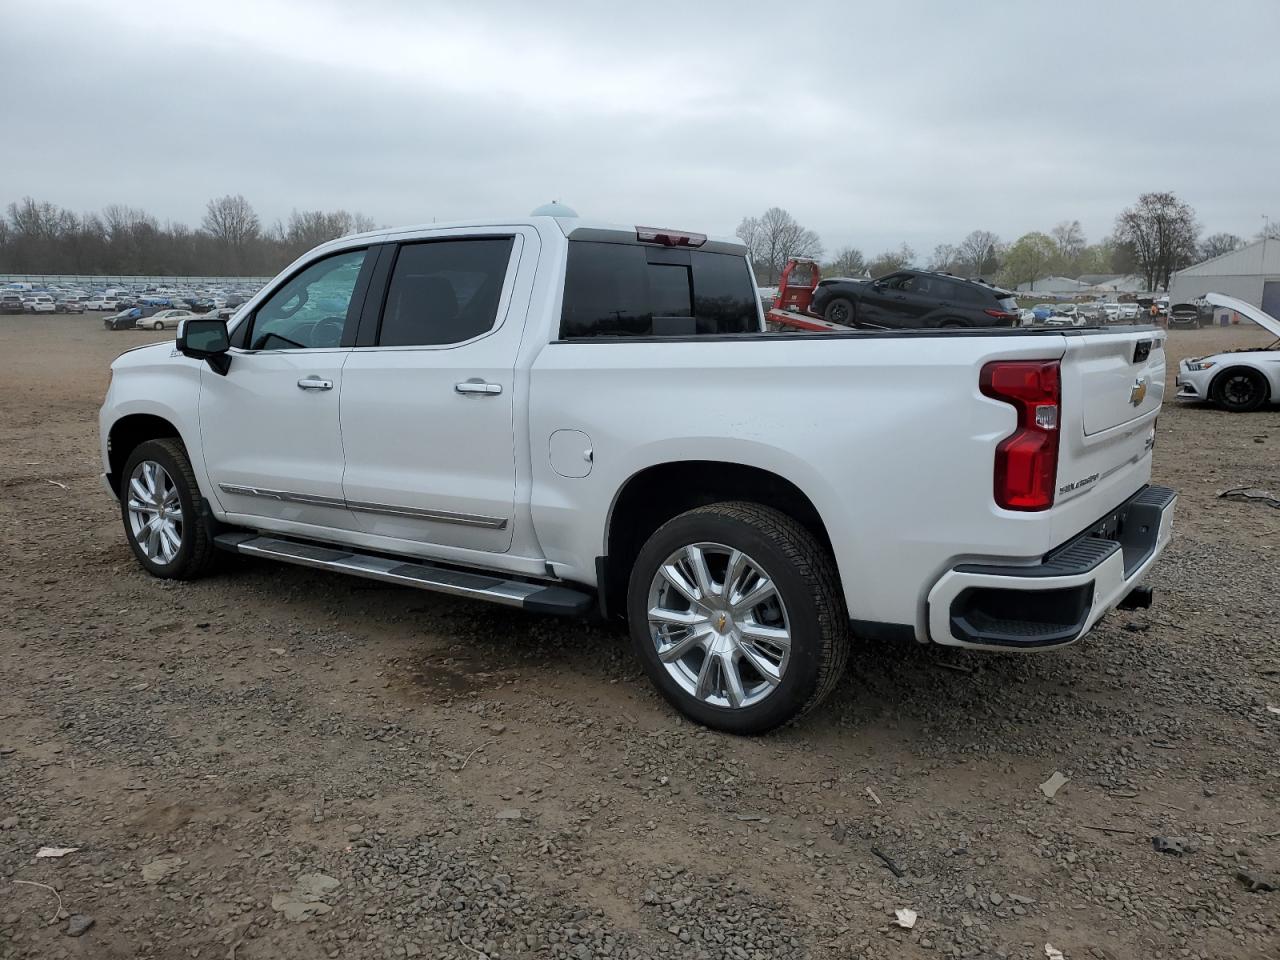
[1176,293,1280,412]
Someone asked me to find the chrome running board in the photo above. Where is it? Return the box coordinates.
[213,533,593,615]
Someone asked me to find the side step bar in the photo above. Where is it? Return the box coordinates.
[213,533,594,616]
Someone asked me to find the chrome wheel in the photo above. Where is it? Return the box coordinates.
[126,460,184,564]
[647,542,791,709]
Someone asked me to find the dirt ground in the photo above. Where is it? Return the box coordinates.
[1,315,1277,960]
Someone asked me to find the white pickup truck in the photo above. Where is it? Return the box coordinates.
[99,215,1176,733]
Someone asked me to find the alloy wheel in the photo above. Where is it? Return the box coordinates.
[126,460,183,564]
[646,542,791,709]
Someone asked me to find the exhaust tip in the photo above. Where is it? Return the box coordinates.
[1117,585,1154,611]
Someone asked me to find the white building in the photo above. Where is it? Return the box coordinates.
[1014,275,1089,296]
[1169,237,1280,313]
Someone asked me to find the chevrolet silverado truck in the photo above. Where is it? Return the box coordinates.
[99,216,1176,733]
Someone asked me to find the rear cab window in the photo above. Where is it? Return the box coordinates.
[560,241,759,338]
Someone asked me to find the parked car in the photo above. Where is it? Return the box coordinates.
[24,294,57,314]
[1168,303,1203,328]
[1176,293,1280,411]
[810,270,1021,328]
[85,296,119,311]
[1100,302,1121,322]
[104,308,144,330]
[1029,303,1058,322]
[1117,303,1140,321]
[0,292,25,314]
[56,296,87,314]
[138,309,198,331]
[99,216,1174,733]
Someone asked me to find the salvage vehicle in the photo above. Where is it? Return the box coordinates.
[809,269,1021,329]
[138,308,199,331]
[1176,293,1280,412]
[103,307,143,330]
[99,215,1176,733]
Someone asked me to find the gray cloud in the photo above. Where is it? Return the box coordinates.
[4,0,1278,255]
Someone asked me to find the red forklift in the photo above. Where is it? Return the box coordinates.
[764,258,849,332]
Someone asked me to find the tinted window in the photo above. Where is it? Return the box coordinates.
[561,241,758,338]
[378,238,514,346]
[249,249,367,350]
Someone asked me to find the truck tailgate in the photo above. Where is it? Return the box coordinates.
[1075,331,1164,434]
[1052,327,1166,545]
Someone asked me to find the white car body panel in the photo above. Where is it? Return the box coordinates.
[100,217,1174,648]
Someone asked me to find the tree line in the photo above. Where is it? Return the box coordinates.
[0,195,377,276]
[740,193,1265,291]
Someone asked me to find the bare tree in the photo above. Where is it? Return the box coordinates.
[826,246,866,277]
[956,230,1002,278]
[1050,220,1086,269]
[867,243,916,278]
[927,242,959,273]
[736,207,822,283]
[201,194,261,271]
[1114,192,1199,291]
[1199,232,1244,261]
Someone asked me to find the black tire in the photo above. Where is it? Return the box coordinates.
[626,501,849,734]
[153,320,164,331]
[939,318,967,328]
[1211,367,1269,412]
[119,438,218,580]
[823,297,856,326]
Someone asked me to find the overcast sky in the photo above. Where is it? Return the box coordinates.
[4,0,1278,256]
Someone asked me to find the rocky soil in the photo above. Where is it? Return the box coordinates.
[1,316,1277,959]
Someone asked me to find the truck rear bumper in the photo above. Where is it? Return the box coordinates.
[926,485,1176,650]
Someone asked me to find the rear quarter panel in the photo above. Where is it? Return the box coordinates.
[528,332,1075,631]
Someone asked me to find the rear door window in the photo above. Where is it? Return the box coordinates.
[561,241,758,338]
[378,237,515,347]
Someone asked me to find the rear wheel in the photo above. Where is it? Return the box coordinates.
[940,319,967,328]
[120,439,218,580]
[626,502,849,734]
[823,298,855,326]
[153,320,164,330]
[1212,368,1268,412]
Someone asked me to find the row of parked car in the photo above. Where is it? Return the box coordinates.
[1021,300,1150,326]
[1,281,262,319]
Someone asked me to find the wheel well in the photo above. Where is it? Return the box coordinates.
[1211,365,1270,395]
[107,414,182,493]
[601,461,836,619]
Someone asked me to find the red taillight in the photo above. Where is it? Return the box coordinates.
[635,226,707,247]
[980,360,1060,511]
[984,308,1018,321]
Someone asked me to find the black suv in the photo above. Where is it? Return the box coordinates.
[809,270,1020,329]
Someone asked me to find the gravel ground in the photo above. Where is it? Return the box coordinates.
[1,315,1277,960]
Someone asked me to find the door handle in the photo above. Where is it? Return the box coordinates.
[455,380,502,396]
[297,377,333,391]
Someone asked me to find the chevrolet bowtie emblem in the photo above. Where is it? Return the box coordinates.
[1129,377,1148,406]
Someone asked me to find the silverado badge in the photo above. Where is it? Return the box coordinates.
[1129,377,1148,406]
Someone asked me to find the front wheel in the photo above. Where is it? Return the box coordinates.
[153,320,164,330]
[823,297,856,326]
[1212,368,1268,412]
[626,502,849,734]
[120,438,218,579]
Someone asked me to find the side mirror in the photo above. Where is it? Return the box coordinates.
[177,317,231,375]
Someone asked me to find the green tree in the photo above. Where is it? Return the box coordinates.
[999,232,1057,290]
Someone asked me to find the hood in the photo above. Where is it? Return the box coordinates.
[1205,292,1280,338]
